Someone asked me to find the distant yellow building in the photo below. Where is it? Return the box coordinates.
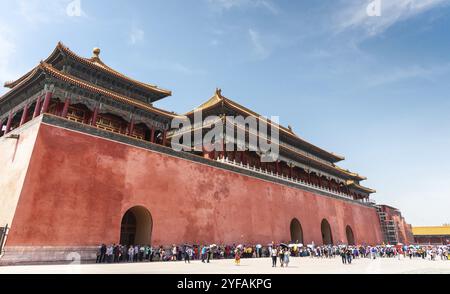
[412,226,450,245]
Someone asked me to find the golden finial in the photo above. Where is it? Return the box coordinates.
[215,88,222,97]
[93,47,101,58]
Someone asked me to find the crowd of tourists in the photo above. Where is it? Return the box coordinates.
[95,242,449,265]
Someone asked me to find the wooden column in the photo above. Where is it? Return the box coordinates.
[91,106,99,126]
[41,91,53,114]
[221,138,225,159]
[61,98,71,118]
[162,130,167,146]
[32,96,43,119]
[150,127,155,143]
[19,104,29,126]
[4,112,13,134]
[127,117,135,136]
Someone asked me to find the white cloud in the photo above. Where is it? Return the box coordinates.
[129,27,145,45]
[207,0,279,14]
[366,63,450,87]
[249,28,270,59]
[335,0,449,37]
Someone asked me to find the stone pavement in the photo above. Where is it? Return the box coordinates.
[0,257,448,274]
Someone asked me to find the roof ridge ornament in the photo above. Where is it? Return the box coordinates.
[92,47,101,59]
[215,87,222,97]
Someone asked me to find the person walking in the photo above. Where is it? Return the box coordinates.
[99,244,106,263]
[271,246,278,267]
[283,248,290,267]
[134,245,139,262]
[149,246,154,262]
[96,244,104,263]
[113,244,120,263]
[121,245,127,262]
[128,245,134,262]
[106,244,114,263]
[201,245,207,263]
[279,247,285,267]
[234,248,241,266]
[340,247,347,264]
[172,245,177,261]
[346,248,352,264]
[207,247,212,263]
[185,246,193,263]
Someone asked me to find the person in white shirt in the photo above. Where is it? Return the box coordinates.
[271,247,278,267]
[106,244,114,263]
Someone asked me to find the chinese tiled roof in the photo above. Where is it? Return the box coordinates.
[4,42,172,97]
[1,61,177,118]
[187,89,346,163]
[412,226,450,236]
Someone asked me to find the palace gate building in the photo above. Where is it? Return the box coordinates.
[0,43,385,264]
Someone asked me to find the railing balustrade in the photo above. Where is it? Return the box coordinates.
[217,157,370,204]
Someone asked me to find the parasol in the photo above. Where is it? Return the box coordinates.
[279,243,289,248]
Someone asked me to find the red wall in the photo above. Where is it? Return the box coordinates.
[7,123,383,247]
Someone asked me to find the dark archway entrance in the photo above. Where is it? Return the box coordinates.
[290,218,304,244]
[321,219,333,245]
[346,225,355,245]
[120,206,152,246]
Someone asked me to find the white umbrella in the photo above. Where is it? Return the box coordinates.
[288,244,296,248]
[237,244,243,249]
[296,243,303,247]
[256,244,262,249]
[210,244,217,249]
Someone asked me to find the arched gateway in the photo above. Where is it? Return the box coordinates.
[321,219,333,245]
[346,225,355,245]
[290,218,304,244]
[120,206,152,245]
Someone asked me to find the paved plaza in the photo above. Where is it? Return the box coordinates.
[0,257,448,274]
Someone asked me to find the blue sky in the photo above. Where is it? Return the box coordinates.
[1,0,449,226]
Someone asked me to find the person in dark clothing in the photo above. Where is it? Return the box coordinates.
[340,248,347,264]
[346,249,352,264]
[113,245,120,263]
[184,246,192,264]
[99,244,106,263]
